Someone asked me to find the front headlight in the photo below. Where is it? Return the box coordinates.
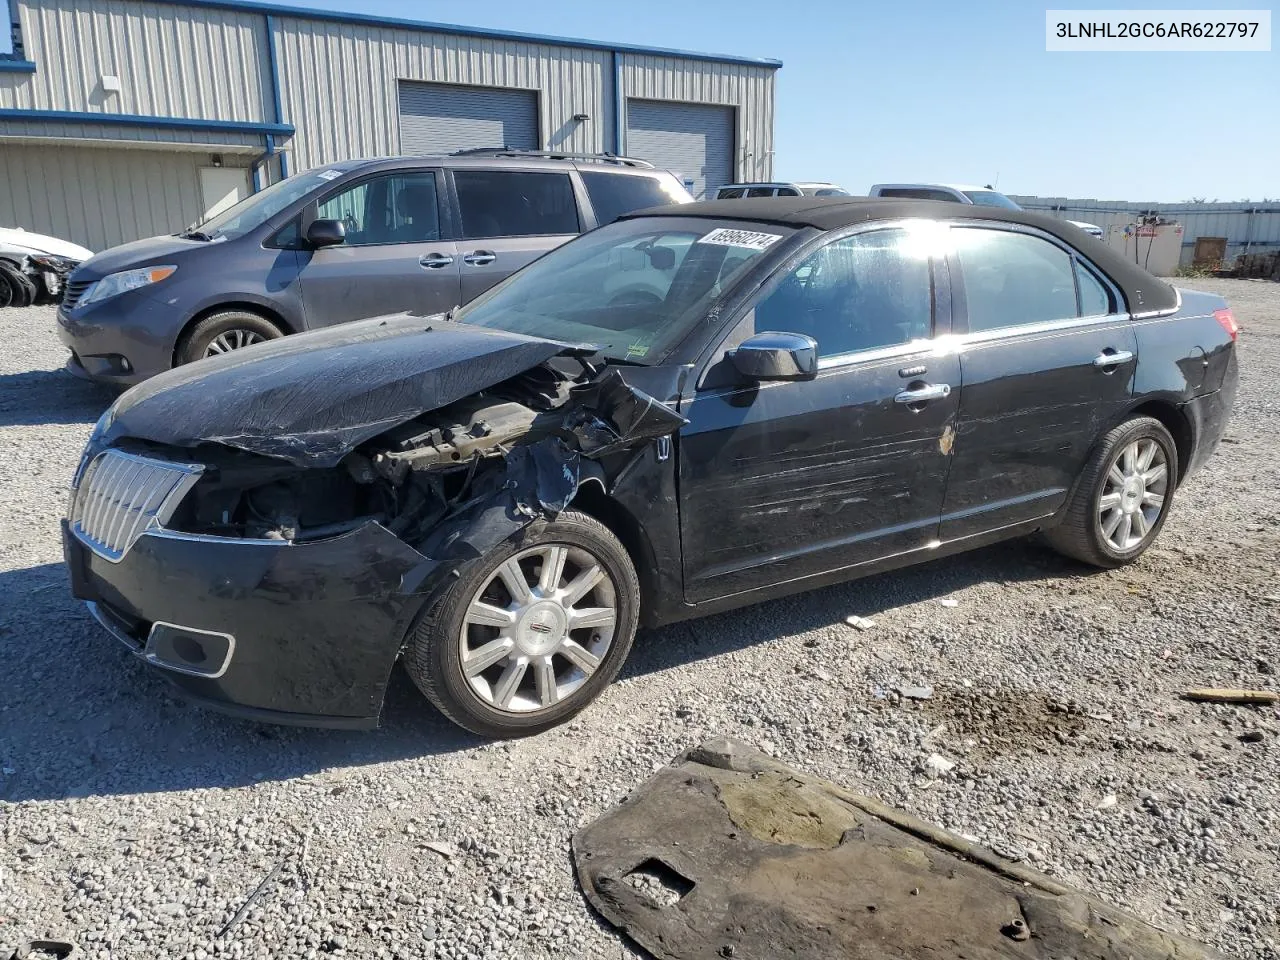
[28,254,77,272]
[79,265,177,307]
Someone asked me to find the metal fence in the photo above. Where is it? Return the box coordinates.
[1011,197,1280,267]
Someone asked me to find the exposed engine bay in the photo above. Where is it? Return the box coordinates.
[157,362,685,556]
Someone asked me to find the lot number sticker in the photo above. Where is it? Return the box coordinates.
[696,228,783,250]
[316,169,343,181]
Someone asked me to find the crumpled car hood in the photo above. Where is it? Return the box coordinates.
[102,313,583,467]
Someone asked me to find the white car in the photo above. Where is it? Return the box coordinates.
[0,226,94,307]
[867,183,1104,238]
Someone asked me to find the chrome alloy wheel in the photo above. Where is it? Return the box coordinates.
[458,544,618,713]
[1097,438,1169,551]
[204,328,267,356]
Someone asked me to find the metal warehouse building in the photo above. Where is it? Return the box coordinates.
[0,0,779,251]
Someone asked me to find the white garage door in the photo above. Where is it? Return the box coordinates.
[398,82,539,156]
[625,100,735,200]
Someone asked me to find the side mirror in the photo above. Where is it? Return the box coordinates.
[729,331,818,382]
[306,218,346,248]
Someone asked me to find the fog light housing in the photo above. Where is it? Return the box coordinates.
[144,622,235,678]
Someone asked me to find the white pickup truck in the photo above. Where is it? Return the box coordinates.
[868,183,1104,238]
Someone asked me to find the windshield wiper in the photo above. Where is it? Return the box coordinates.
[180,230,215,241]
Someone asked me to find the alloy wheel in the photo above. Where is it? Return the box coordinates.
[204,328,267,356]
[458,544,619,713]
[1097,438,1169,551]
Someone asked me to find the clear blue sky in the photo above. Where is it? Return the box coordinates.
[251,1,1275,200]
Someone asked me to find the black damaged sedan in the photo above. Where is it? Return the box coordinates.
[63,198,1239,737]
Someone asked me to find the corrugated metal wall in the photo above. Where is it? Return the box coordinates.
[618,53,775,182]
[272,18,611,171]
[0,142,241,250]
[2,0,272,121]
[1013,197,1280,266]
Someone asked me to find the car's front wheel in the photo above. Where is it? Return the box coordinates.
[176,310,284,365]
[1045,415,1178,568]
[403,510,640,738]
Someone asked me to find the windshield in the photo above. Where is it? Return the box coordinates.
[185,164,360,240]
[456,218,795,362]
[962,190,1022,210]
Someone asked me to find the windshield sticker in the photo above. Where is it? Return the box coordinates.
[696,228,783,251]
[316,169,343,181]
[625,340,650,359]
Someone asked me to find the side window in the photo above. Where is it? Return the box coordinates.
[878,188,956,201]
[746,186,775,198]
[717,187,746,199]
[753,228,933,357]
[455,171,579,240]
[315,173,440,246]
[1076,261,1114,316]
[953,228,1078,332]
[778,187,803,197]
[580,172,680,225]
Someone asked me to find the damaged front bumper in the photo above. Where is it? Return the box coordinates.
[62,518,437,727]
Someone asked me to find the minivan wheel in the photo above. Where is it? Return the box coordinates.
[1044,416,1178,568]
[176,310,284,365]
[403,510,640,738]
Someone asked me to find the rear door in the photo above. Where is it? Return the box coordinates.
[939,224,1137,538]
[678,224,959,602]
[450,168,581,303]
[297,169,460,328]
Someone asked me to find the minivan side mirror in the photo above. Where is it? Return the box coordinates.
[729,331,819,382]
[306,219,346,248]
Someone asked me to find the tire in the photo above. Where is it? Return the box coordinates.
[403,510,640,738]
[176,310,284,365]
[0,262,35,307]
[1044,416,1179,568]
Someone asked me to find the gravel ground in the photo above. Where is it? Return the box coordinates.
[2,280,1278,960]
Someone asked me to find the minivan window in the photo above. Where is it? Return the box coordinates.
[457,217,792,362]
[455,171,579,239]
[580,172,687,226]
[746,187,775,198]
[754,228,933,356]
[717,187,746,199]
[953,228,1079,332]
[316,173,441,245]
[188,164,360,241]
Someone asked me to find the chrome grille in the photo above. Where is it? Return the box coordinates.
[62,279,94,310]
[69,450,203,561]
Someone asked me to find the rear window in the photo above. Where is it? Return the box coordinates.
[455,170,580,239]
[581,172,687,226]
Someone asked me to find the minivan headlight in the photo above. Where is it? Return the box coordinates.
[79,265,177,306]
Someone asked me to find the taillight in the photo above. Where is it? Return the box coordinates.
[1214,307,1239,341]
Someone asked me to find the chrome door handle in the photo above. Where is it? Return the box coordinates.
[462,251,496,266]
[1093,349,1134,369]
[419,253,454,268]
[894,383,951,404]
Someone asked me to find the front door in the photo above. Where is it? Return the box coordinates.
[298,170,461,328]
[678,226,960,603]
[451,168,581,303]
[940,225,1138,539]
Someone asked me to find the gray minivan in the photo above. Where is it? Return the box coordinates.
[57,151,692,386]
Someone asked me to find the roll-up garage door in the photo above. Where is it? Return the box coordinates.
[625,100,734,200]
[398,81,539,156]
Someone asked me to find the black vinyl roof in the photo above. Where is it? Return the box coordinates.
[623,197,1177,315]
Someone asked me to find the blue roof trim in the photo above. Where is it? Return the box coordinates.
[0,60,37,72]
[154,0,782,67]
[0,108,295,135]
